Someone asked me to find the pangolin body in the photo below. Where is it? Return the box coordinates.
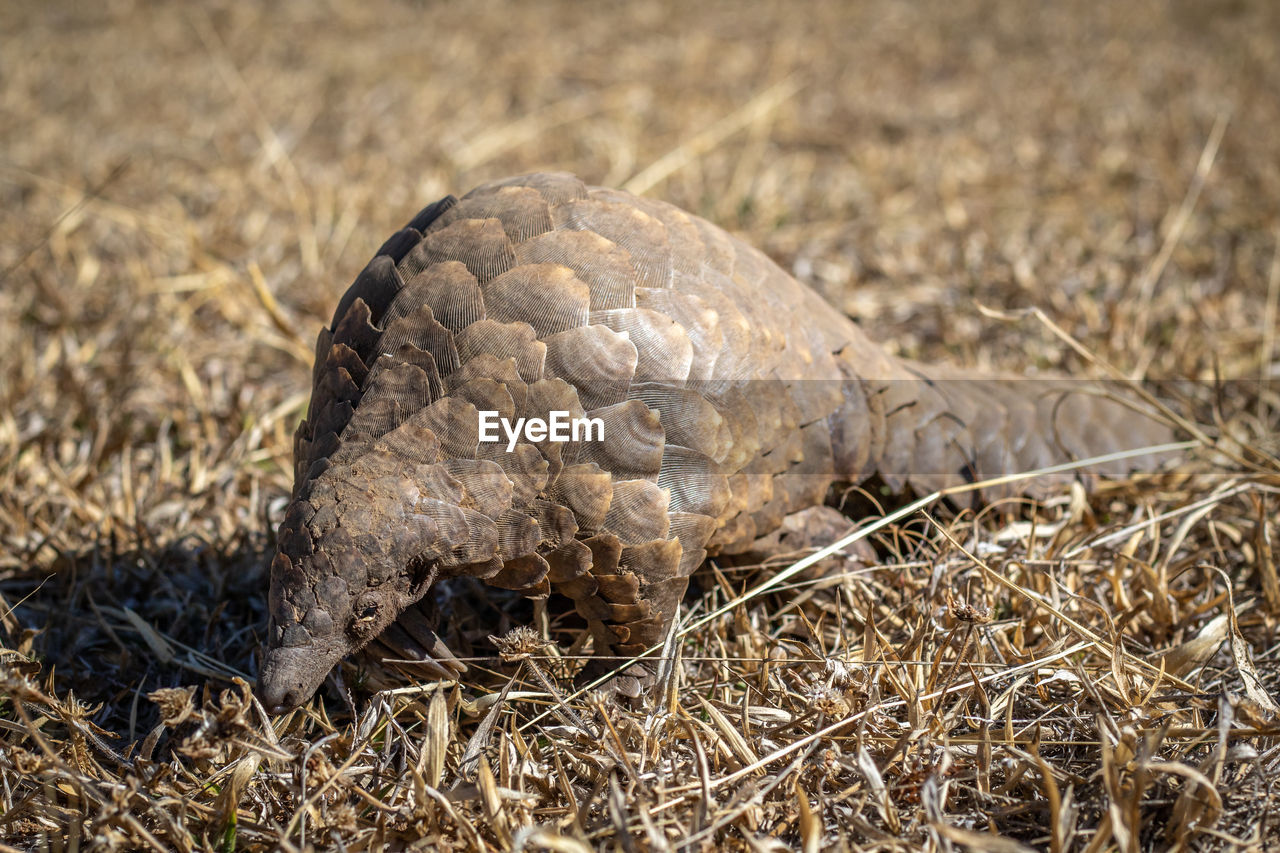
[259,172,1172,713]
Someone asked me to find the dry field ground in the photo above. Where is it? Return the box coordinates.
[2,0,1280,849]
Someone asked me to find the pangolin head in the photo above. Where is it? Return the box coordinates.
[257,459,468,714]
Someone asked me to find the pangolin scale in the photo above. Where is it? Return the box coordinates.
[259,172,1172,713]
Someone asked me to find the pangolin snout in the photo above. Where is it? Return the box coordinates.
[258,644,346,714]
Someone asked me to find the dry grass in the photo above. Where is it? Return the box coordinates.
[2,0,1280,849]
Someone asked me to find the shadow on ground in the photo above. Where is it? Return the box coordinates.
[3,534,272,741]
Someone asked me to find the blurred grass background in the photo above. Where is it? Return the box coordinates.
[2,0,1279,848]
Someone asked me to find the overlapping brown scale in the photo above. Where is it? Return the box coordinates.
[628,383,731,462]
[489,553,551,596]
[545,462,613,532]
[688,214,736,276]
[590,600,650,629]
[555,575,600,609]
[905,363,996,474]
[697,385,759,474]
[999,410,1059,484]
[414,499,499,568]
[482,264,591,337]
[853,378,892,484]
[730,245,782,304]
[311,327,334,387]
[494,508,541,561]
[747,485,794,546]
[591,568,645,614]
[369,419,442,466]
[972,384,1046,497]
[634,287,722,380]
[331,255,404,329]
[740,381,798,472]
[713,270,783,374]
[542,324,637,411]
[314,341,369,396]
[590,308,693,382]
[372,303,460,380]
[399,218,516,284]
[399,397,481,461]
[439,459,513,519]
[1034,383,1094,455]
[710,508,758,553]
[366,355,434,410]
[1038,385,1124,474]
[826,384,873,482]
[402,463,465,506]
[509,378,584,485]
[623,575,686,629]
[376,231,418,270]
[742,471,777,518]
[785,372,847,429]
[292,433,313,494]
[477,443,547,507]
[605,582,689,653]
[546,539,596,596]
[875,384,947,491]
[592,570,641,606]
[447,353,528,411]
[465,172,588,206]
[371,344,443,404]
[528,499,578,547]
[570,399,664,482]
[795,314,844,382]
[602,479,671,544]
[717,472,750,524]
[907,418,968,494]
[862,369,947,492]
[336,361,432,455]
[617,536,683,585]
[325,448,408,493]
[583,534,622,576]
[331,298,380,365]
[299,437,338,489]
[573,535,627,627]
[304,346,364,456]
[404,194,458,234]
[610,193,705,278]
[795,418,837,487]
[386,262,485,334]
[657,446,731,518]
[675,271,755,380]
[959,381,1017,488]
[666,513,716,575]
[436,186,553,243]
[307,370,359,442]
[728,262,791,366]
[520,377,586,428]
[514,230,637,310]
[617,617,668,651]
[455,320,546,384]
[553,196,674,289]
[449,378,516,433]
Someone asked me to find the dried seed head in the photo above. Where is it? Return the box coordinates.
[807,685,852,718]
[148,685,197,728]
[491,626,546,662]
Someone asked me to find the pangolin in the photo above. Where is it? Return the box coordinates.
[258,171,1173,713]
